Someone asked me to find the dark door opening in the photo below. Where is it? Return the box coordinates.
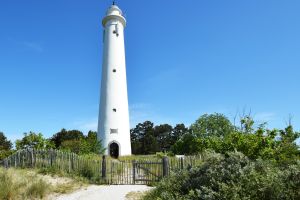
[109,142,119,158]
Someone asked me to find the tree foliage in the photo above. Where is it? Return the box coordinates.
[59,131,105,155]
[0,132,12,159]
[15,132,54,150]
[171,115,300,165]
[130,121,189,154]
[131,121,159,154]
[51,129,84,148]
[191,113,234,137]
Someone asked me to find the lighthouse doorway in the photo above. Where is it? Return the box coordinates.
[109,142,119,158]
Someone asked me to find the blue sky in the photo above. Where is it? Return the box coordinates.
[0,0,299,143]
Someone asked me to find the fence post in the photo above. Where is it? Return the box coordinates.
[4,159,8,169]
[162,156,169,177]
[71,153,74,171]
[31,148,34,168]
[102,155,106,180]
[49,149,53,167]
[180,157,184,170]
[132,160,136,184]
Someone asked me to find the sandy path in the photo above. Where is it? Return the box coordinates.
[54,185,152,200]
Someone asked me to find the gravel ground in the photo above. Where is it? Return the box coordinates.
[54,185,152,200]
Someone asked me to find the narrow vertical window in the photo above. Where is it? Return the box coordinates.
[113,24,119,37]
[103,30,105,43]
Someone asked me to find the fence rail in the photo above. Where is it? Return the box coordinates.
[1,149,204,185]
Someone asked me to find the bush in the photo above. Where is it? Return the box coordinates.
[144,151,300,200]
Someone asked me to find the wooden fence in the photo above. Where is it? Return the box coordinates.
[1,149,204,185]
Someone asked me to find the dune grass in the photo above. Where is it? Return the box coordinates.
[0,167,50,199]
[0,167,83,200]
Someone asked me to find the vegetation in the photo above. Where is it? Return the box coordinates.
[144,151,300,200]
[3,129,105,156]
[142,113,300,200]
[190,113,234,137]
[16,131,54,150]
[0,112,299,199]
[0,167,84,199]
[0,167,48,199]
[171,114,300,165]
[0,132,13,160]
[51,129,105,155]
[130,121,188,154]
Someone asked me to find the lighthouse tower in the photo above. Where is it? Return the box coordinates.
[98,3,132,157]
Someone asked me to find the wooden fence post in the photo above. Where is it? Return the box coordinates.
[49,149,53,167]
[4,159,8,169]
[132,160,136,185]
[31,148,34,168]
[71,153,74,171]
[162,156,169,177]
[102,155,106,179]
[180,157,184,170]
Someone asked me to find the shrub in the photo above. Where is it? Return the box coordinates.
[144,152,300,200]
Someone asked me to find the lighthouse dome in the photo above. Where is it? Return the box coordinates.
[106,5,123,16]
[102,4,126,27]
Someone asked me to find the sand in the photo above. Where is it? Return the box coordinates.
[54,185,152,200]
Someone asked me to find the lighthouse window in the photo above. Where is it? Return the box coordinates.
[103,30,105,43]
[113,24,119,37]
[113,69,116,73]
[110,129,118,134]
[113,108,117,112]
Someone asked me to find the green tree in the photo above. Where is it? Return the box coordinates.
[275,125,300,164]
[60,139,81,154]
[154,124,173,152]
[130,121,159,154]
[15,132,54,150]
[51,129,84,148]
[170,124,189,143]
[191,113,234,137]
[171,133,206,155]
[86,131,103,153]
[59,131,105,155]
[0,132,12,159]
[240,115,255,133]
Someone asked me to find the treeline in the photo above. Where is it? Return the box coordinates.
[131,113,300,164]
[0,129,104,160]
[1,113,300,164]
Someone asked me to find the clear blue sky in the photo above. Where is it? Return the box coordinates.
[0,0,299,143]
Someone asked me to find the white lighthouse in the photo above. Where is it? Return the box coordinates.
[97,3,132,157]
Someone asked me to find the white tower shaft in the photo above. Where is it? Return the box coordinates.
[98,5,132,156]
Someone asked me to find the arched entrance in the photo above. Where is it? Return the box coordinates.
[109,142,119,158]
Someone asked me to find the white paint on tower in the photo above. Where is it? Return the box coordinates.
[98,4,132,156]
